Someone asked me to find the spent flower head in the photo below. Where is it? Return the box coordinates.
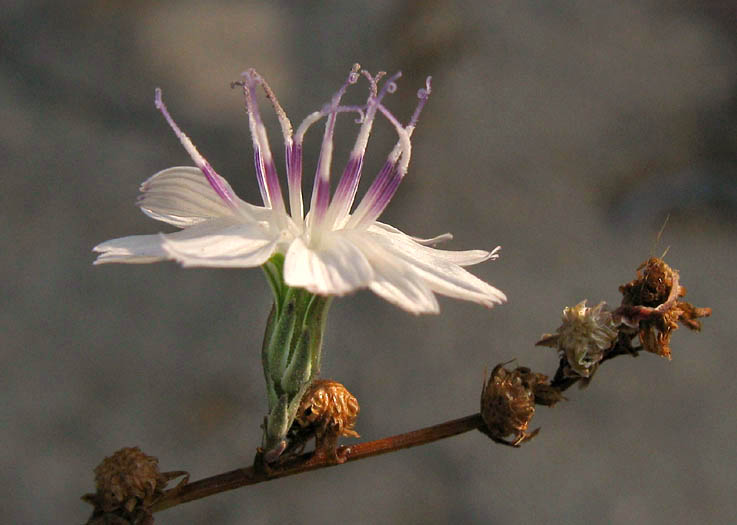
[536,300,618,378]
[480,364,549,447]
[617,257,711,358]
[93,65,506,314]
[285,379,360,463]
[294,379,360,440]
[82,447,187,523]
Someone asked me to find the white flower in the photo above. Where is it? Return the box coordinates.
[94,65,506,314]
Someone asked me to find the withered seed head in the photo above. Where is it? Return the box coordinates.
[82,446,188,524]
[90,447,165,513]
[620,257,675,307]
[480,364,555,447]
[295,379,360,440]
[617,257,711,358]
[537,300,618,378]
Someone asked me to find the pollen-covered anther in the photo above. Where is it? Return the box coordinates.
[616,257,711,358]
[537,300,619,378]
[480,364,546,447]
[292,379,360,463]
[81,446,188,523]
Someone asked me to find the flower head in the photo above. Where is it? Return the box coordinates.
[94,65,506,314]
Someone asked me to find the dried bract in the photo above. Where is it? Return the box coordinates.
[480,364,560,446]
[82,447,187,525]
[617,257,711,358]
[530,376,567,407]
[537,300,618,378]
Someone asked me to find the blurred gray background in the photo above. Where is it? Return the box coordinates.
[3,1,736,523]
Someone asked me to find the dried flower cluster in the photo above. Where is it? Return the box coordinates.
[82,447,187,525]
[480,256,713,447]
[480,364,562,447]
[617,257,711,358]
[534,257,711,392]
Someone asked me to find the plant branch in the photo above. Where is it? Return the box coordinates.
[152,413,484,513]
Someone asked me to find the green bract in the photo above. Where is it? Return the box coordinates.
[261,254,332,456]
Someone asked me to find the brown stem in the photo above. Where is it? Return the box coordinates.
[152,413,484,513]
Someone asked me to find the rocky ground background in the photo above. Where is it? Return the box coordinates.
[2,1,736,523]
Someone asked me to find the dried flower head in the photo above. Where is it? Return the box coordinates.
[92,447,164,513]
[284,379,360,463]
[536,300,618,377]
[617,257,711,358]
[620,257,676,308]
[295,379,360,439]
[480,364,555,447]
[82,447,187,524]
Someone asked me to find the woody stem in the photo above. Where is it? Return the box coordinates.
[151,413,484,513]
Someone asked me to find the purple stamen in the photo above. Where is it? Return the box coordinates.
[336,105,366,123]
[358,165,403,226]
[361,70,385,98]
[262,155,283,214]
[253,148,269,209]
[324,71,404,228]
[290,105,364,222]
[376,71,402,100]
[238,72,286,215]
[154,88,236,208]
[286,142,304,221]
[312,176,332,223]
[293,106,365,144]
[407,77,432,133]
[329,155,363,216]
[246,70,293,141]
[348,159,397,227]
[309,64,361,223]
[244,71,302,221]
[376,103,408,142]
[348,76,432,229]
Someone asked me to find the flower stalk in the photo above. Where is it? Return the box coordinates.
[150,414,485,514]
